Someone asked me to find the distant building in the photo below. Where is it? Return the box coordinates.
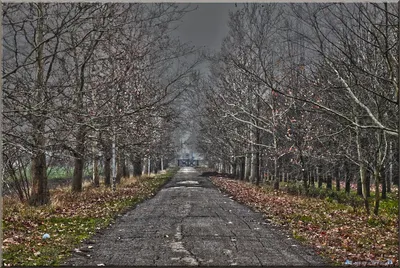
[177,158,199,167]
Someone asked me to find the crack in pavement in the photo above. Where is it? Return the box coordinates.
[169,223,200,266]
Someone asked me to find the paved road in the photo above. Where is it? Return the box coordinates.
[64,167,325,266]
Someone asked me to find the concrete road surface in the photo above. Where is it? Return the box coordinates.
[64,167,326,266]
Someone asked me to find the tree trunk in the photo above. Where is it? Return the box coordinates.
[373,166,381,215]
[273,136,279,190]
[133,157,142,177]
[92,137,100,187]
[123,160,129,178]
[374,130,385,213]
[317,167,322,188]
[164,159,169,170]
[240,157,245,180]
[93,153,99,187]
[232,158,237,178]
[29,139,49,206]
[381,166,387,199]
[345,163,351,194]
[147,157,151,176]
[28,3,50,206]
[111,132,117,190]
[72,153,84,192]
[355,120,369,214]
[116,151,122,184]
[310,169,315,187]
[244,152,251,181]
[259,153,265,183]
[345,173,350,194]
[272,141,279,189]
[254,116,261,185]
[273,158,279,190]
[153,157,159,174]
[326,174,332,190]
[357,175,363,196]
[302,169,308,190]
[366,170,371,197]
[72,126,85,192]
[336,170,340,192]
[250,143,257,183]
[360,164,370,214]
[299,153,307,190]
[144,158,148,175]
[121,153,128,178]
[387,141,393,193]
[91,68,100,187]
[254,151,261,185]
[104,143,111,187]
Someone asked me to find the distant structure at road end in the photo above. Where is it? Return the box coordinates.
[177,158,199,167]
[176,151,206,167]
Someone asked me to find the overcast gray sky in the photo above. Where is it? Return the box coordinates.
[172,4,236,149]
[176,3,235,52]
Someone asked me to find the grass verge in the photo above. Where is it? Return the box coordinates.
[211,177,398,266]
[2,168,178,266]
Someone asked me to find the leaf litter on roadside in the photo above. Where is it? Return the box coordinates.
[211,177,398,266]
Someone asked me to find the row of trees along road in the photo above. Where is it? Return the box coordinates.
[3,3,202,205]
[191,3,399,215]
